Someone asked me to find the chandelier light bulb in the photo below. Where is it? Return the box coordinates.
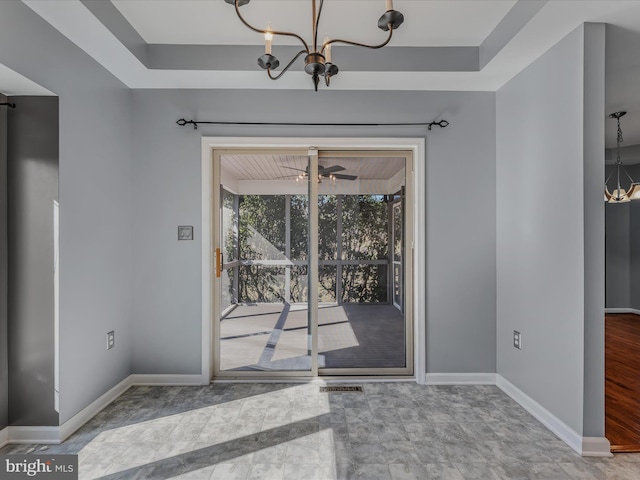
[265,27,273,55]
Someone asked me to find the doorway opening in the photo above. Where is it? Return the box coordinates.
[211,148,414,378]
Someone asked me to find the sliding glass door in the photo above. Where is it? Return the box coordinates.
[212,149,412,378]
[316,152,411,375]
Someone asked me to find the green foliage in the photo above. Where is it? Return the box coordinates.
[232,193,391,304]
[342,195,388,260]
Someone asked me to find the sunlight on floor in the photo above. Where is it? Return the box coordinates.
[220,304,360,370]
[77,384,334,478]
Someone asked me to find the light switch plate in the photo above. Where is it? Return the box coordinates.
[178,226,193,240]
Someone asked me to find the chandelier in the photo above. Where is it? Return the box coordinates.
[224,0,405,91]
[605,111,640,203]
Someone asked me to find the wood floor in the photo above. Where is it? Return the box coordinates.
[605,313,640,452]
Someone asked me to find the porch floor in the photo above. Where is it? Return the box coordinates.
[220,303,406,372]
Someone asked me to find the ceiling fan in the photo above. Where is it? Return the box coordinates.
[280,164,358,181]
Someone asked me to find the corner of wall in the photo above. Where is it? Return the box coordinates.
[581,21,606,438]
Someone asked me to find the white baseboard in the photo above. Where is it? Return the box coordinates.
[59,375,133,442]
[2,373,613,458]
[3,374,204,447]
[424,373,497,385]
[5,426,60,445]
[582,437,613,457]
[496,375,612,457]
[129,374,206,386]
[496,375,582,454]
[0,427,8,450]
[604,308,640,315]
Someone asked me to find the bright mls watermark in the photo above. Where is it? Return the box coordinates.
[1,455,77,479]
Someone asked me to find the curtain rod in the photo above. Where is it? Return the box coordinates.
[0,102,16,109]
[176,118,449,131]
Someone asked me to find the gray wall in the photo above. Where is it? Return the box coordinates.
[582,23,605,437]
[631,202,640,310]
[0,1,133,424]
[605,203,630,307]
[7,96,59,426]
[130,89,497,375]
[497,24,605,435]
[0,95,7,430]
[604,163,640,310]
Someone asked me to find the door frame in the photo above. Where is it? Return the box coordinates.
[201,137,426,384]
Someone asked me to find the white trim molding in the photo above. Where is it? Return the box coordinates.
[496,375,612,457]
[582,437,613,457]
[129,374,205,386]
[1,374,205,446]
[422,373,612,457]
[201,137,426,384]
[497,375,581,453]
[424,373,497,385]
[59,375,133,442]
[0,427,8,450]
[604,308,640,315]
[5,427,60,445]
[1,373,613,457]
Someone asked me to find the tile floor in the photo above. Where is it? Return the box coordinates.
[2,383,639,479]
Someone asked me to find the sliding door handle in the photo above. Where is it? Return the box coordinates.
[215,248,222,278]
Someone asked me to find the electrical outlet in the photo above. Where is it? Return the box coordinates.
[513,330,522,350]
[107,331,115,350]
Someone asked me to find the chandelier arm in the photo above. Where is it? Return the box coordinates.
[605,167,613,185]
[267,50,308,80]
[322,26,393,53]
[234,0,310,53]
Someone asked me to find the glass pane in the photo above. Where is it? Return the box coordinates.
[318,155,406,371]
[219,153,311,373]
[222,188,237,261]
[342,264,388,303]
[221,266,235,312]
[239,195,286,260]
[319,195,337,260]
[393,201,402,262]
[290,195,308,261]
[291,265,308,303]
[238,265,285,303]
[342,195,388,260]
[319,265,337,303]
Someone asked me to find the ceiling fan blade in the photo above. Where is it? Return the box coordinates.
[333,174,358,180]
[320,165,346,173]
[273,175,300,179]
[281,166,307,172]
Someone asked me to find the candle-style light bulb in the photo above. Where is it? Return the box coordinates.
[324,35,331,63]
[386,0,393,11]
[265,25,273,55]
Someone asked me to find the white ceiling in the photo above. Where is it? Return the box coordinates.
[111,0,516,47]
[7,0,640,146]
[222,154,405,181]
